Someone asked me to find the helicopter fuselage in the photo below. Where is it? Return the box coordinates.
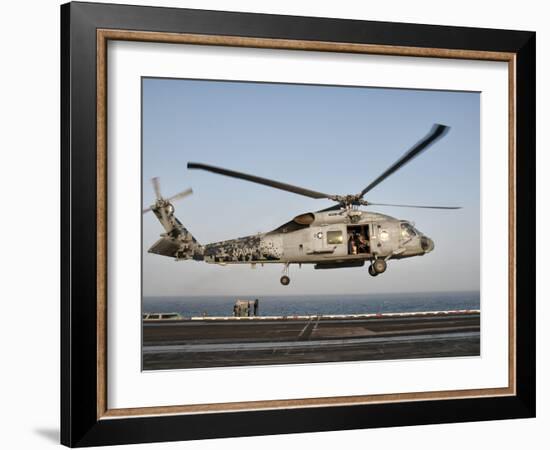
[196,209,434,268]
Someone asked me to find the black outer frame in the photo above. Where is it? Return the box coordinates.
[60,1,535,447]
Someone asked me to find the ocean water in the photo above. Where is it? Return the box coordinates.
[143,291,480,318]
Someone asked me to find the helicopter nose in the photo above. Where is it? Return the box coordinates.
[421,236,435,253]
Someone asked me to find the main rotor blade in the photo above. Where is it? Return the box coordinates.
[366,202,461,210]
[151,177,162,200]
[358,124,450,198]
[142,206,152,214]
[166,188,193,203]
[188,162,330,199]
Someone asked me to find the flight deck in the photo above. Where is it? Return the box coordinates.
[142,310,480,370]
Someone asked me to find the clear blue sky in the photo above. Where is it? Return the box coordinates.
[142,78,480,296]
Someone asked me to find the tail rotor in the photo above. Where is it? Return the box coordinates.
[143,177,193,232]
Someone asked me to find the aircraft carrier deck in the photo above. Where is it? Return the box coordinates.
[142,310,480,370]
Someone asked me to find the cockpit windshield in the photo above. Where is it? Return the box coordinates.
[400,222,417,239]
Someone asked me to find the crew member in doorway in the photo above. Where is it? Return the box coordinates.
[357,234,369,253]
[348,233,357,255]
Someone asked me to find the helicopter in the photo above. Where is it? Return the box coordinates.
[143,123,460,285]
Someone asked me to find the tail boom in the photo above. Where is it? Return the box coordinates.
[148,203,203,260]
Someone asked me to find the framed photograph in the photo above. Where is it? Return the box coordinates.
[61,2,535,447]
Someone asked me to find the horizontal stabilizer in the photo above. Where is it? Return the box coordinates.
[148,238,181,258]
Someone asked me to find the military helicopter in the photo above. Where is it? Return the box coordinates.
[143,123,460,285]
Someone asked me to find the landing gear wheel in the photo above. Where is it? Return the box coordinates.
[373,259,387,274]
[280,275,291,286]
[368,265,378,277]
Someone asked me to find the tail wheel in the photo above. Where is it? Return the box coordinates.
[368,265,378,277]
[280,275,291,286]
[372,259,387,274]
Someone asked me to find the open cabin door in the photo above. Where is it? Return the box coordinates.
[346,224,371,256]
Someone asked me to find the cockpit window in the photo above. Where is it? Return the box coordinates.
[400,222,417,238]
